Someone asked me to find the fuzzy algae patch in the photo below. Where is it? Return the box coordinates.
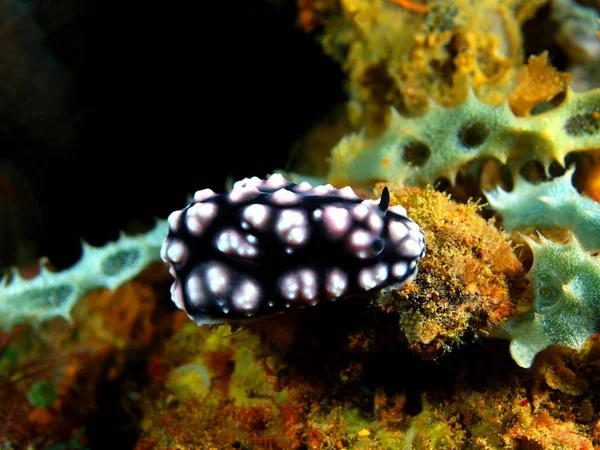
[375,185,525,358]
[137,324,301,449]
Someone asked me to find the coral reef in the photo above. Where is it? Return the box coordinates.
[133,307,600,448]
[4,0,600,446]
[0,267,172,448]
[136,323,308,449]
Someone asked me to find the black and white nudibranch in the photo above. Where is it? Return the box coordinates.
[160,174,426,325]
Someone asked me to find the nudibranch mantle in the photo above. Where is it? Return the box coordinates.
[161,174,426,326]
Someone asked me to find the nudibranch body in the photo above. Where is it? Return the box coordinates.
[161,174,425,325]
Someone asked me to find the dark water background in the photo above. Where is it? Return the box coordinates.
[0,0,344,270]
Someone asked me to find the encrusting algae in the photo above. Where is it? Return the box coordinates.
[0,263,174,448]
[375,185,525,358]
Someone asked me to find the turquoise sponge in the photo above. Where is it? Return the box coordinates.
[484,167,600,366]
[502,234,600,368]
[484,166,600,252]
[327,87,600,187]
[0,220,167,330]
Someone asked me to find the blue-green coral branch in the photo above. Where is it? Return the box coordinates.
[0,220,168,330]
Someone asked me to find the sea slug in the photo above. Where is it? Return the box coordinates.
[161,174,426,325]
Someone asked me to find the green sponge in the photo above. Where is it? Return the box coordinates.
[502,234,600,368]
[0,221,167,331]
[484,166,600,252]
[327,88,600,186]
